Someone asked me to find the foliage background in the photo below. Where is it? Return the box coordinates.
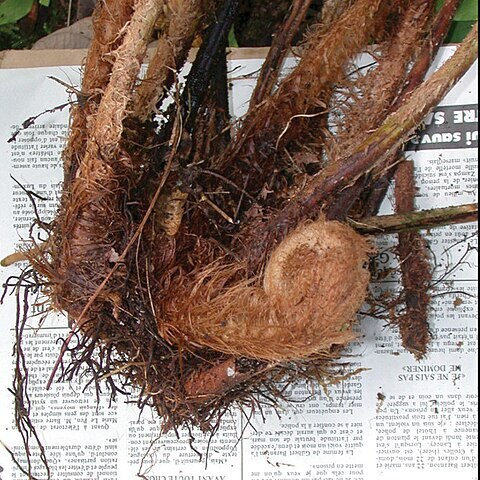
[0,0,477,51]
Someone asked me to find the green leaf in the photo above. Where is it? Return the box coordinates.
[228,27,239,48]
[435,0,478,42]
[453,0,478,21]
[39,0,51,6]
[0,0,34,26]
[446,20,477,42]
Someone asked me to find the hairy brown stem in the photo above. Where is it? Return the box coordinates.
[244,24,478,270]
[214,0,391,195]
[327,0,437,220]
[361,0,462,217]
[249,0,313,107]
[392,0,462,109]
[336,0,436,153]
[63,0,135,183]
[133,0,210,121]
[394,161,433,359]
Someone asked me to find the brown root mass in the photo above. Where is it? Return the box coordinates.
[15,0,478,444]
[43,0,165,326]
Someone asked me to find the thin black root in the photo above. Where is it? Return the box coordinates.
[2,267,51,480]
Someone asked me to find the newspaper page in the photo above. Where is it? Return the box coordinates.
[0,47,477,480]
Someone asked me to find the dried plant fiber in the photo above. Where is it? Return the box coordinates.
[161,219,372,361]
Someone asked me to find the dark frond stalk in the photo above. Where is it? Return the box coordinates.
[349,203,478,234]
[249,0,313,107]
[199,46,232,155]
[149,0,241,163]
[244,23,478,270]
[180,0,241,133]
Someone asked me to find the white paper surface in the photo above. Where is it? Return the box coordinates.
[0,49,478,480]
